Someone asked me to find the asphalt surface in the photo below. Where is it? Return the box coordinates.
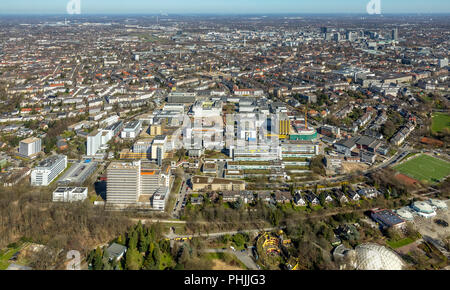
[204,248,259,270]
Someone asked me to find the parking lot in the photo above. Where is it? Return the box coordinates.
[413,200,450,240]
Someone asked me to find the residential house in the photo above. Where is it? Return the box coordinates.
[357,188,380,199]
[274,191,292,204]
[333,189,349,203]
[293,192,306,206]
[347,190,361,201]
[320,191,334,203]
[258,192,272,203]
[304,191,320,205]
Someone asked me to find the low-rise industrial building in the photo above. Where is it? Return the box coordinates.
[370,208,406,229]
[192,176,245,191]
[52,187,88,202]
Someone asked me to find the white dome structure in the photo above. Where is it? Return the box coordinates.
[428,199,447,210]
[352,244,404,270]
[395,207,414,221]
[412,201,436,218]
[334,243,404,270]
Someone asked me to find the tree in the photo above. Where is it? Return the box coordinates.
[310,156,326,176]
[77,142,86,155]
[404,223,420,240]
[386,228,402,241]
[117,234,125,245]
[127,230,138,250]
[230,198,243,210]
[142,252,156,270]
[382,120,396,139]
[176,148,186,160]
[152,244,161,269]
[232,234,246,248]
[222,234,231,244]
[138,230,149,253]
[318,192,326,206]
[93,247,104,270]
[125,248,143,270]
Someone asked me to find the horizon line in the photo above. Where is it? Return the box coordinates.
[1,12,450,16]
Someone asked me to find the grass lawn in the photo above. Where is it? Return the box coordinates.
[386,237,415,249]
[205,252,247,270]
[309,204,323,211]
[0,242,28,270]
[162,223,187,235]
[431,112,450,134]
[394,154,450,184]
[171,176,182,195]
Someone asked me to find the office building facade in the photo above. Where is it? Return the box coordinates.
[19,137,41,158]
[87,130,102,156]
[107,161,141,204]
[31,155,67,186]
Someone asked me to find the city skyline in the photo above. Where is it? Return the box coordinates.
[0,0,449,15]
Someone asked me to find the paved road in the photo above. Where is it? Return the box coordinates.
[166,227,278,240]
[132,218,187,224]
[204,249,259,270]
[172,173,191,218]
[217,161,226,178]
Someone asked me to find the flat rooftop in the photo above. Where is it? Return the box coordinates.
[124,120,140,130]
[108,162,140,170]
[372,209,405,226]
[36,155,65,168]
[192,176,244,185]
[20,137,40,144]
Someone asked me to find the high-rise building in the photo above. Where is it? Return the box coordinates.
[334,32,341,42]
[151,135,167,160]
[106,161,141,204]
[87,130,102,156]
[157,147,162,166]
[106,161,171,210]
[392,28,398,41]
[19,137,41,158]
[346,31,357,42]
[31,155,67,186]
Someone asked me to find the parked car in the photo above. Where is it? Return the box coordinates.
[434,219,449,227]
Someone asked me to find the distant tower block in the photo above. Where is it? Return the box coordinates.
[229,146,235,159]
[392,28,398,41]
[157,147,163,167]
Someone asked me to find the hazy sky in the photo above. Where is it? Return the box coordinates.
[0,0,449,14]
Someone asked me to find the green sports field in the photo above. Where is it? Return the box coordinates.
[394,154,450,184]
[431,112,450,134]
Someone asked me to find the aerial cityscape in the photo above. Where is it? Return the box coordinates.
[0,1,449,275]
